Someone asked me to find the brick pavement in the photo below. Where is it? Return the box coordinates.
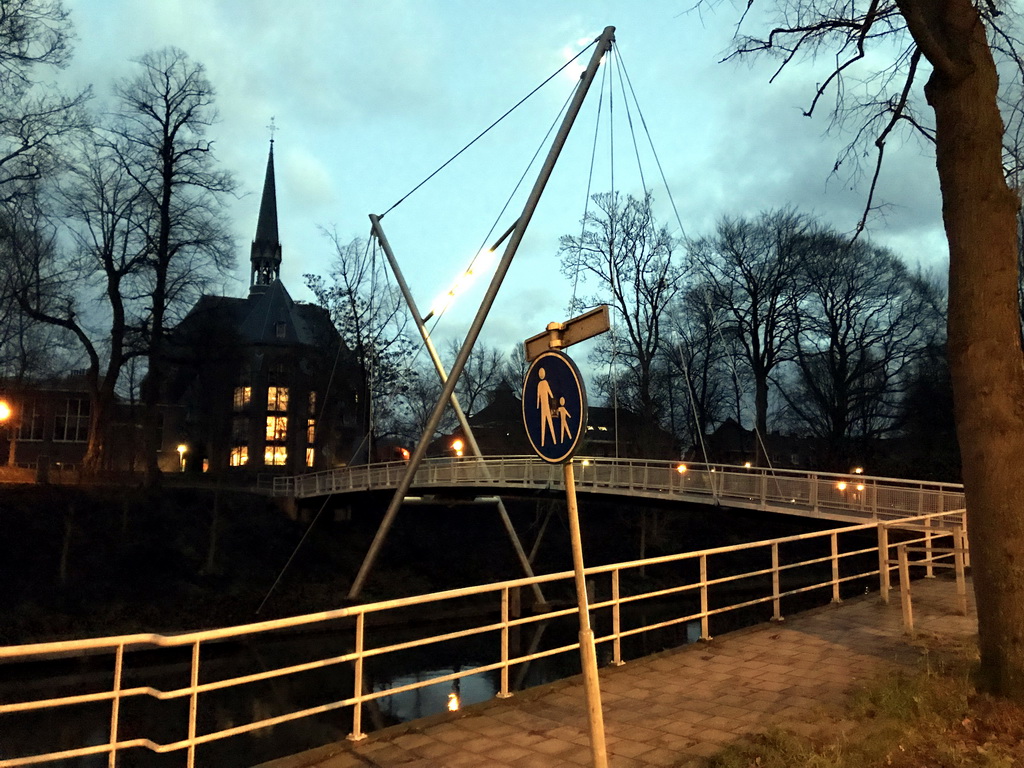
[256,577,976,768]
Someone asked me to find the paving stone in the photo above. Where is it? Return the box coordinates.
[255,578,976,768]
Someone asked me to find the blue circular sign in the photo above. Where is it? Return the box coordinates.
[522,350,588,464]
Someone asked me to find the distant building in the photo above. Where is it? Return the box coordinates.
[163,141,359,476]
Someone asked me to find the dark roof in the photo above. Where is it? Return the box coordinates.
[178,281,338,349]
[254,143,279,247]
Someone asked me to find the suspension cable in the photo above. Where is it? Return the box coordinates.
[378,41,597,219]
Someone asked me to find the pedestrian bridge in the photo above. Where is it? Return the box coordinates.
[271,455,965,526]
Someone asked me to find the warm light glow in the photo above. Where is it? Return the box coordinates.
[852,467,864,474]
[428,248,499,318]
[451,438,464,458]
[676,463,687,474]
[0,400,10,422]
[856,483,865,492]
[582,459,590,466]
[836,481,847,491]
[447,692,460,712]
[177,444,187,456]
[744,461,752,468]
[399,447,410,461]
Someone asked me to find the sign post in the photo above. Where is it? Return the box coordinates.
[522,307,610,768]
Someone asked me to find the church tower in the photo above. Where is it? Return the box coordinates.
[249,140,282,295]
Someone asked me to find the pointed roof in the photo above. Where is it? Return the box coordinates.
[254,142,279,247]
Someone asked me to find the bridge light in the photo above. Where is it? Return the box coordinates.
[743,461,752,469]
[856,483,865,492]
[399,447,410,461]
[451,438,464,458]
[0,400,11,422]
[425,248,499,321]
[836,481,847,491]
[852,466,864,474]
[176,444,188,472]
[676,463,687,474]
[447,691,461,711]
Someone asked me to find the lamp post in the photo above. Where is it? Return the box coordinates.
[0,399,16,467]
[176,443,187,472]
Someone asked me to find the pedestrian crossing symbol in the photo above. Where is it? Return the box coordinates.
[522,350,588,464]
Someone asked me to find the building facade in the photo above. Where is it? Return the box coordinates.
[164,142,359,476]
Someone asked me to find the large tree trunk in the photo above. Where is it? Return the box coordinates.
[917,0,1024,699]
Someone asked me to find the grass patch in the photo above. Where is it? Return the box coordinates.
[699,636,1024,768]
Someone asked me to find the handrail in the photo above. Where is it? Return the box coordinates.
[0,508,968,767]
[273,455,966,526]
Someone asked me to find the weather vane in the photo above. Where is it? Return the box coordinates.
[267,116,277,145]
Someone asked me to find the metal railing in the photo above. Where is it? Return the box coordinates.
[274,455,966,524]
[0,509,968,767]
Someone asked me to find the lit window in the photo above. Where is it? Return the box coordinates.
[307,418,316,444]
[267,386,289,412]
[266,416,288,442]
[233,386,251,410]
[230,446,249,466]
[305,447,315,467]
[265,445,288,466]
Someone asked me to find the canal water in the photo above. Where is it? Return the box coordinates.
[1,505,891,768]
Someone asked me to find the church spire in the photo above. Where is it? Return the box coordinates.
[250,138,282,295]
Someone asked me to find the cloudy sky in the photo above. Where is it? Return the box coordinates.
[60,0,946,360]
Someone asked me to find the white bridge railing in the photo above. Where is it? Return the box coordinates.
[274,455,966,524]
[0,509,969,768]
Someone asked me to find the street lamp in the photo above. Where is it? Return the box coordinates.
[450,438,464,458]
[176,443,187,472]
[0,399,16,467]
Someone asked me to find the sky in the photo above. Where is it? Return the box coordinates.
[59,0,948,367]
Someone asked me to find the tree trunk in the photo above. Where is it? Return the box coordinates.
[922,0,1024,699]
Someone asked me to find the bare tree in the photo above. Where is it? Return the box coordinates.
[782,232,943,468]
[0,0,89,203]
[560,191,685,433]
[660,284,734,453]
[111,47,236,484]
[688,209,813,460]
[705,0,1024,699]
[444,337,506,416]
[4,130,154,473]
[306,230,415,461]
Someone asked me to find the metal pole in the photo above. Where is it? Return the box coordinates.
[349,26,616,599]
[564,460,608,768]
[369,215,546,606]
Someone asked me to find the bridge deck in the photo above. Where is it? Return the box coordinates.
[257,576,976,768]
[275,456,966,526]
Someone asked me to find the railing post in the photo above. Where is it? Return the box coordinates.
[699,554,711,641]
[348,613,367,741]
[499,587,513,697]
[612,569,624,666]
[924,516,934,578]
[961,510,971,568]
[871,480,878,519]
[771,543,783,621]
[877,523,890,603]
[759,471,767,508]
[108,644,124,768]
[954,526,968,616]
[809,474,818,512]
[830,532,841,604]
[898,544,914,636]
[187,640,200,768]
